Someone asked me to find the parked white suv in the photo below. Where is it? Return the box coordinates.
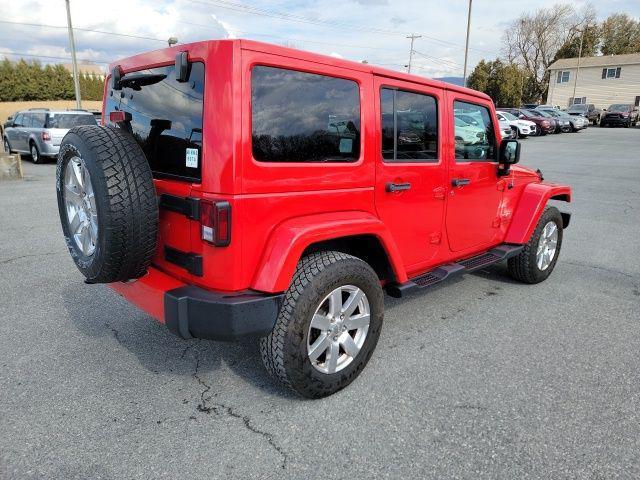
[496,110,536,138]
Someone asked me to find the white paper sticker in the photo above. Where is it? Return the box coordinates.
[185,148,198,168]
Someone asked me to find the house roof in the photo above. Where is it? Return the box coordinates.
[548,53,640,70]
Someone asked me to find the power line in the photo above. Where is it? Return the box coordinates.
[413,50,463,69]
[0,50,109,65]
[184,0,498,55]
[0,19,166,43]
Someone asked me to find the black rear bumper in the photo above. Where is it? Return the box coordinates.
[164,286,283,341]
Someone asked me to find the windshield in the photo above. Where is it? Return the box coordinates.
[608,104,631,112]
[533,110,552,118]
[104,62,204,181]
[568,105,587,112]
[498,111,517,121]
[522,109,539,117]
[45,113,96,129]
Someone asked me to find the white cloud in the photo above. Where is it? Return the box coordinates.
[0,0,638,79]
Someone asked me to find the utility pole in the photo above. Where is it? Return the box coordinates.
[571,27,585,105]
[406,34,421,74]
[462,0,473,87]
[65,0,82,109]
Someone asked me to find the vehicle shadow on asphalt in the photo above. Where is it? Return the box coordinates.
[61,283,297,400]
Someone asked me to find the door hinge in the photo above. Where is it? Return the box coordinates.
[429,233,442,244]
[433,187,446,200]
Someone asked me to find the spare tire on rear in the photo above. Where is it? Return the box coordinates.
[56,125,158,283]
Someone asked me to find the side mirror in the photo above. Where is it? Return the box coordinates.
[498,139,520,176]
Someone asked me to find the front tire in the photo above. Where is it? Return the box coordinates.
[508,207,563,284]
[260,251,384,398]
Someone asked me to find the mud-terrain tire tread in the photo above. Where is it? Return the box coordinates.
[508,206,563,284]
[260,251,384,398]
[56,125,158,283]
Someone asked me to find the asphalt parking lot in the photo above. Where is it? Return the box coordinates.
[1,127,639,479]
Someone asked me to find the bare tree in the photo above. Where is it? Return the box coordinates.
[503,4,596,102]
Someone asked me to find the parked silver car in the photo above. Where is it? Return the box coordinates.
[3,109,97,163]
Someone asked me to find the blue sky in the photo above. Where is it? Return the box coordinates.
[0,0,638,78]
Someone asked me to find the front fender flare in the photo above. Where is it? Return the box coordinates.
[251,211,406,293]
[505,182,572,245]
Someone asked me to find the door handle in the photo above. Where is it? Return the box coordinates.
[385,182,411,193]
[451,178,471,187]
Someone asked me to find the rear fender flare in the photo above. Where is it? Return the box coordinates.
[505,182,572,245]
[251,211,406,293]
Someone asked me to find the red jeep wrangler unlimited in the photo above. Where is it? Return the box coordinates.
[56,40,571,398]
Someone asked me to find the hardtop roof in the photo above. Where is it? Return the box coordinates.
[109,38,491,102]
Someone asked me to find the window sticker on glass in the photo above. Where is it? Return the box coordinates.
[339,138,353,153]
[185,148,199,168]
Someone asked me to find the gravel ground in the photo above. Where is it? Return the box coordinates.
[1,127,638,479]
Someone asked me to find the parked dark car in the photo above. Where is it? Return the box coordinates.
[534,107,572,133]
[600,104,639,128]
[567,104,601,125]
[521,104,539,109]
[503,108,556,135]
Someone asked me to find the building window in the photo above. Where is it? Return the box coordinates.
[556,70,570,83]
[602,67,621,79]
[251,66,361,163]
[571,97,587,105]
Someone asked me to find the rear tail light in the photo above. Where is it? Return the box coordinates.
[200,200,231,246]
[41,131,51,141]
[109,111,132,123]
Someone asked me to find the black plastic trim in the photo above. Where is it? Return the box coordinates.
[560,212,571,229]
[158,194,200,220]
[164,246,203,276]
[164,286,283,340]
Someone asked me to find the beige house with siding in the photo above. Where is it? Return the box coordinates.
[547,53,640,110]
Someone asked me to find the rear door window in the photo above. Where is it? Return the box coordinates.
[31,112,46,128]
[251,66,361,162]
[104,62,205,181]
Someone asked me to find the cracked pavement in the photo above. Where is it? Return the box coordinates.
[1,128,639,479]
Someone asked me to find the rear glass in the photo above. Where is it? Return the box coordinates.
[45,113,96,129]
[104,62,204,181]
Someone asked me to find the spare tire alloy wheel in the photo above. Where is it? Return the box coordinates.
[57,125,158,284]
[63,156,98,256]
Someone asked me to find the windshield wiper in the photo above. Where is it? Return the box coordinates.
[116,73,167,91]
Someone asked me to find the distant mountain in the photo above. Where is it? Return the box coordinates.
[434,76,465,87]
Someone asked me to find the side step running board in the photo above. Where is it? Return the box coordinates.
[386,244,523,298]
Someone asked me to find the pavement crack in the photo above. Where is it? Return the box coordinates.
[189,348,287,470]
[564,260,636,279]
[0,251,64,265]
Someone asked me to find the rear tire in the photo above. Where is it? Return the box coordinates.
[30,142,42,164]
[508,207,563,284]
[260,251,384,398]
[56,125,158,283]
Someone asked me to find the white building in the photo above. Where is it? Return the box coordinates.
[547,53,640,110]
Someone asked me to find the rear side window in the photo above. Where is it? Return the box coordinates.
[31,112,46,128]
[45,113,95,129]
[381,88,438,162]
[251,66,361,162]
[453,101,496,162]
[104,62,204,181]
